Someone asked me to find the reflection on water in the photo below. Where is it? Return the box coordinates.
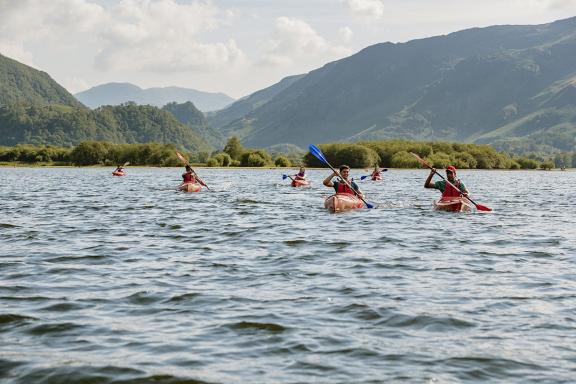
[1,167,575,383]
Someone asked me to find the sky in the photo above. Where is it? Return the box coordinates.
[0,0,575,99]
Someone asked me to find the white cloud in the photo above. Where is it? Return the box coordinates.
[95,0,246,72]
[260,17,352,67]
[515,0,576,8]
[96,38,245,72]
[339,27,354,44]
[342,0,385,21]
[0,0,104,65]
[0,0,246,73]
[550,0,576,7]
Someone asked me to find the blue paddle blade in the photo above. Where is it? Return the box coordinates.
[365,202,375,209]
[282,174,288,180]
[360,175,369,180]
[308,144,328,165]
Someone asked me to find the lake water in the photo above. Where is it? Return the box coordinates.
[1,167,575,383]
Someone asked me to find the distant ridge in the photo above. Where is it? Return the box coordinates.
[212,16,576,153]
[75,82,235,112]
[0,55,215,151]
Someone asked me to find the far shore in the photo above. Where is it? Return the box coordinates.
[0,163,568,171]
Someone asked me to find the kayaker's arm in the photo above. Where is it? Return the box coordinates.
[424,168,436,189]
[459,182,469,196]
[323,171,338,187]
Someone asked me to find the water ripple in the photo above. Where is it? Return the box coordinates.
[1,168,575,383]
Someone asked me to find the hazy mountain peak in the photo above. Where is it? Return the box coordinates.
[75,82,235,112]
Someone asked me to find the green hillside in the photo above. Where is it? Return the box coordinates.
[0,54,215,151]
[214,17,576,153]
[0,102,211,152]
[207,74,304,134]
[0,53,83,107]
[163,101,224,148]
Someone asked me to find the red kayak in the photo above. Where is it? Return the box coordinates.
[325,193,365,213]
[434,196,473,212]
[112,171,125,176]
[291,179,311,188]
[178,182,202,192]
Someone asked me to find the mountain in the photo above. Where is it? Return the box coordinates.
[75,83,235,112]
[0,102,211,152]
[206,74,305,134]
[163,101,225,148]
[216,17,576,153]
[0,55,214,151]
[0,53,84,108]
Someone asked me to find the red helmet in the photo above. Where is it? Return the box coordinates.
[446,166,456,173]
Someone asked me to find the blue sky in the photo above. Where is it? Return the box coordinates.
[0,0,574,98]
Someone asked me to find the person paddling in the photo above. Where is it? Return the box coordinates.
[182,165,206,186]
[424,165,468,198]
[293,166,307,181]
[371,164,383,180]
[114,165,125,173]
[323,165,364,198]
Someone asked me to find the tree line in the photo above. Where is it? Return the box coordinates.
[0,138,571,169]
[302,140,565,170]
[0,138,294,168]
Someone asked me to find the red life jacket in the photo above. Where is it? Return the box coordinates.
[442,179,463,198]
[336,181,356,195]
[182,173,194,183]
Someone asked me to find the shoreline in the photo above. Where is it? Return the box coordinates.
[0,163,568,171]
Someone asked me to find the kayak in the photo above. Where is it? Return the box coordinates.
[434,196,473,212]
[112,171,125,176]
[325,193,365,213]
[291,179,311,187]
[178,182,202,192]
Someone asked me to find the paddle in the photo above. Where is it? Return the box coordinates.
[308,144,375,209]
[282,174,296,182]
[410,152,492,212]
[360,169,388,180]
[175,151,211,190]
[113,161,129,173]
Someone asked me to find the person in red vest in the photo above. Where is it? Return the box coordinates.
[424,165,468,198]
[370,164,382,180]
[323,165,364,198]
[182,165,206,186]
[292,166,307,181]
